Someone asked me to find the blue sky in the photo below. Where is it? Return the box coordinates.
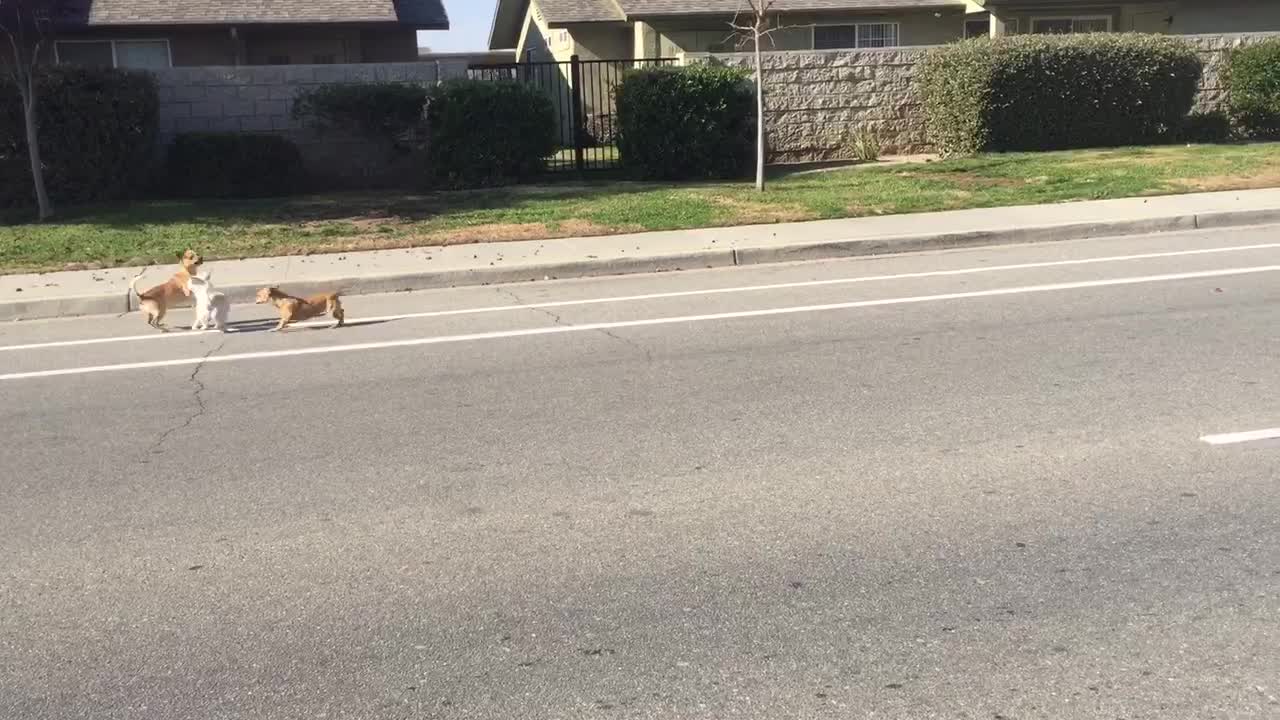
[419,0,500,52]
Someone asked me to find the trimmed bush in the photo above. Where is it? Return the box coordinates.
[166,133,305,198]
[1178,110,1236,144]
[292,82,429,141]
[425,80,556,187]
[615,64,754,180]
[920,34,1202,156]
[1224,38,1280,138]
[581,113,617,147]
[0,66,158,208]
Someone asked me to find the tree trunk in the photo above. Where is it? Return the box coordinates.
[20,76,52,221]
[754,25,765,193]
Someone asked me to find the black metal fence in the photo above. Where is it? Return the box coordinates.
[468,56,678,172]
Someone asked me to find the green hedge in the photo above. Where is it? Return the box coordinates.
[425,80,556,187]
[1225,38,1280,138]
[166,133,305,198]
[1179,110,1235,144]
[920,34,1203,156]
[0,66,157,208]
[292,82,429,141]
[615,65,754,180]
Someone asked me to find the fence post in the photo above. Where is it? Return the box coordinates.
[569,54,586,173]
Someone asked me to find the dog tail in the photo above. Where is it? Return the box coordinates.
[129,268,149,299]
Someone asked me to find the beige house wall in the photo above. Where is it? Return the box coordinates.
[992,4,1177,34]
[991,0,1280,36]
[359,29,422,63]
[243,28,362,66]
[50,26,419,67]
[569,24,632,61]
[1169,0,1280,33]
[517,1,573,62]
[52,27,239,66]
[646,10,968,56]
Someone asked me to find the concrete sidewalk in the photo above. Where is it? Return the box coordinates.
[4,187,1280,322]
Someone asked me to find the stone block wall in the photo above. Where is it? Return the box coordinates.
[152,60,469,187]
[1185,32,1280,113]
[687,47,929,164]
[689,32,1280,165]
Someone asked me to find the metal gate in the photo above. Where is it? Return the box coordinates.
[469,56,678,172]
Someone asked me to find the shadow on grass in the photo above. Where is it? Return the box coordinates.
[11,182,675,231]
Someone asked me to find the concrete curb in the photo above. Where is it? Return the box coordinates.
[3,207,1279,323]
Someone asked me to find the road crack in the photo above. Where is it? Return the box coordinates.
[494,286,653,363]
[145,339,225,458]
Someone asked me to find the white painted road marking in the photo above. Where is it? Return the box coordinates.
[3,264,1278,382]
[1200,428,1280,446]
[3,242,1280,353]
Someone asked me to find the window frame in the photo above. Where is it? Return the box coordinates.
[1029,15,1113,34]
[811,21,901,50]
[54,38,173,69]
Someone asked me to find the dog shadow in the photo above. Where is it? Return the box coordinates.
[220,318,393,334]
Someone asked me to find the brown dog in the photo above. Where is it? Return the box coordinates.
[129,250,203,331]
[255,287,345,331]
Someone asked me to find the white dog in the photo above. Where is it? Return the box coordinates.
[186,272,230,332]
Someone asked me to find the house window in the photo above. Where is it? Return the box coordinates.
[813,23,900,50]
[313,54,337,64]
[1031,16,1112,34]
[56,39,171,69]
[267,55,291,65]
[965,18,990,38]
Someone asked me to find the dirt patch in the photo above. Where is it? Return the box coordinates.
[893,171,1022,190]
[845,204,893,216]
[427,222,555,245]
[550,219,642,238]
[296,215,412,231]
[1172,171,1280,192]
[709,196,814,224]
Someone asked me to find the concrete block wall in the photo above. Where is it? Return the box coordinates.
[152,60,469,187]
[689,32,1280,165]
[687,47,931,163]
[1186,32,1280,113]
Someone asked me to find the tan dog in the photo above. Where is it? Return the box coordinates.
[129,250,204,331]
[255,287,345,331]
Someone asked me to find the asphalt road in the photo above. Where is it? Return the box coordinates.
[2,227,1279,720]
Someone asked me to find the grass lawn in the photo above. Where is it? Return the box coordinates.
[3,142,1280,274]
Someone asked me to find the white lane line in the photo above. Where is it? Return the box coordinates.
[1200,428,1280,446]
[4,242,1280,354]
[3,264,1277,382]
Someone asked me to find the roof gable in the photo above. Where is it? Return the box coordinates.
[620,0,967,15]
[56,0,449,27]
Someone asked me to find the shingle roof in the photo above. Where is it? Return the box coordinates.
[621,0,965,15]
[55,0,449,27]
[539,0,625,23]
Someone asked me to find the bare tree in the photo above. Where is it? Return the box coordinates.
[729,0,786,193]
[0,0,53,220]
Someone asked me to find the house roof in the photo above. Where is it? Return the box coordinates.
[541,0,626,23]
[623,0,966,15]
[55,0,450,28]
[490,0,966,48]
